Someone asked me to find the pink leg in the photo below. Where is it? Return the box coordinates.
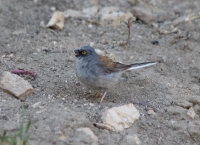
[100,91,107,103]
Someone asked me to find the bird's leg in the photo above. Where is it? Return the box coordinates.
[100,91,107,103]
[95,91,101,98]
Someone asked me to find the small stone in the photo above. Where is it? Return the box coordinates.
[73,99,78,103]
[102,104,140,131]
[46,11,65,30]
[130,56,134,59]
[170,120,188,131]
[89,103,94,107]
[99,31,105,36]
[64,9,84,18]
[151,40,159,45]
[187,96,200,105]
[12,29,26,35]
[75,127,98,145]
[187,121,200,141]
[1,71,33,100]
[32,102,41,108]
[122,134,141,145]
[101,39,108,44]
[90,42,95,47]
[36,109,46,114]
[187,107,196,119]
[98,7,135,25]
[95,49,105,56]
[88,24,93,28]
[131,7,157,24]
[148,110,156,115]
[50,6,56,11]
[166,106,187,116]
[82,6,99,18]
[127,0,138,6]
[174,100,193,109]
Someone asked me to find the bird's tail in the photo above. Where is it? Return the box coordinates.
[127,62,156,70]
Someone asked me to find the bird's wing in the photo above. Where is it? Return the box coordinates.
[99,55,131,73]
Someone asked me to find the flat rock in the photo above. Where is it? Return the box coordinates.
[187,96,200,105]
[122,134,141,145]
[98,7,135,25]
[102,104,140,131]
[64,9,85,18]
[187,107,196,119]
[166,106,187,116]
[131,6,158,24]
[75,127,98,145]
[46,11,65,30]
[187,121,200,141]
[0,71,33,100]
[174,100,193,109]
[170,120,188,131]
[82,6,99,18]
[148,110,156,115]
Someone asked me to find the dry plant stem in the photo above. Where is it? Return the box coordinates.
[119,19,134,46]
[11,69,35,77]
[100,91,107,103]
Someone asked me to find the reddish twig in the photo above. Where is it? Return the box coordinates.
[119,17,135,46]
[11,69,35,77]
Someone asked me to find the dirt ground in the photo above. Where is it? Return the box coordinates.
[0,0,200,145]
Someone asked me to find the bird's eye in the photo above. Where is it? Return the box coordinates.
[82,50,87,55]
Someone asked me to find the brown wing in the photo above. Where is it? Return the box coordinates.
[99,55,131,73]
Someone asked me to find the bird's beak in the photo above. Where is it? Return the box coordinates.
[74,49,79,57]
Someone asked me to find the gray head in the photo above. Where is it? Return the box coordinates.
[74,46,99,61]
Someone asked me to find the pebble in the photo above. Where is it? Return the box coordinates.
[148,110,156,115]
[32,102,41,108]
[131,6,157,24]
[122,134,141,145]
[187,107,196,119]
[174,100,193,109]
[36,109,46,114]
[187,121,200,140]
[75,127,98,145]
[89,103,94,107]
[101,39,108,44]
[99,31,105,36]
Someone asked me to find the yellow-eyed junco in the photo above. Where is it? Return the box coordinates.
[74,46,156,102]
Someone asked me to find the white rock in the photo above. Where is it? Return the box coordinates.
[95,49,106,56]
[148,110,156,115]
[82,6,99,18]
[187,107,196,119]
[131,6,157,24]
[32,102,41,108]
[98,7,135,25]
[188,121,200,140]
[64,9,84,18]
[46,11,65,30]
[98,7,120,16]
[174,100,193,108]
[122,134,141,145]
[102,104,140,131]
[0,71,33,100]
[75,127,98,145]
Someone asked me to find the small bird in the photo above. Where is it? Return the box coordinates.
[74,46,156,102]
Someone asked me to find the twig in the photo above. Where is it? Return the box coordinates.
[11,69,35,77]
[119,17,135,46]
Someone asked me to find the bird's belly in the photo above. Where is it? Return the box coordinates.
[76,66,120,90]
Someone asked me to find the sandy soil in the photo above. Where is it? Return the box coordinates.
[0,0,200,145]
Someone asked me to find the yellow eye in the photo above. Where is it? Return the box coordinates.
[82,50,87,55]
